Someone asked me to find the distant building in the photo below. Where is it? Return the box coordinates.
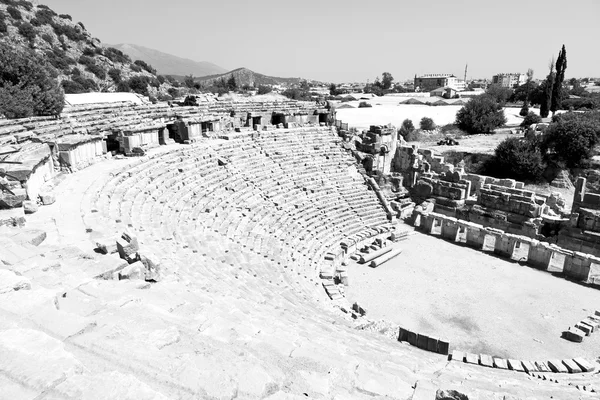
[414,74,466,92]
[491,73,526,88]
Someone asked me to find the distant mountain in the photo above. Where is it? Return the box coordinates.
[195,67,304,87]
[109,43,227,77]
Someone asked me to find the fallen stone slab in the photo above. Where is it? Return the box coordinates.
[493,358,508,369]
[118,261,145,280]
[564,327,585,342]
[0,227,46,247]
[22,200,38,214]
[573,358,596,372]
[39,192,56,205]
[451,350,465,362]
[562,359,582,373]
[0,269,31,294]
[508,359,525,372]
[479,354,494,368]
[548,359,568,373]
[91,255,130,280]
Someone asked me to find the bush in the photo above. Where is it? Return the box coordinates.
[51,22,85,42]
[0,42,64,118]
[77,21,85,30]
[519,103,529,116]
[34,8,56,25]
[133,59,156,74]
[455,94,507,134]
[156,92,172,102]
[6,6,21,20]
[108,68,121,83]
[116,80,130,92]
[82,47,96,57]
[542,112,600,168]
[0,12,7,33]
[45,49,75,71]
[40,32,53,44]
[167,87,179,98]
[419,117,436,131]
[18,22,36,42]
[358,101,372,108]
[485,137,545,182]
[127,76,150,96]
[85,63,106,80]
[398,118,415,138]
[104,47,131,64]
[59,14,72,20]
[183,95,198,106]
[130,63,142,73]
[61,79,86,94]
[156,75,166,84]
[520,112,542,128]
[257,85,272,95]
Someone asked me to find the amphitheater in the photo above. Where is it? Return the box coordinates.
[1,96,599,399]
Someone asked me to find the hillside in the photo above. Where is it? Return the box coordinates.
[195,67,304,87]
[0,0,172,101]
[109,43,226,77]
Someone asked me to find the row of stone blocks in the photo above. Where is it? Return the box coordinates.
[565,311,600,342]
[451,350,596,374]
[398,327,449,355]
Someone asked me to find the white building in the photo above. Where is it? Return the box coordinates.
[491,73,527,88]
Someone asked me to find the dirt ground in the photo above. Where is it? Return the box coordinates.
[347,230,600,360]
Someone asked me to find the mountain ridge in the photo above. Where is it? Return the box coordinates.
[109,43,227,78]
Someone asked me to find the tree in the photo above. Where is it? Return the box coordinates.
[226,75,237,91]
[455,94,506,134]
[540,59,555,118]
[485,84,513,105]
[381,72,393,90]
[542,111,600,168]
[520,111,542,127]
[519,103,529,117]
[329,83,343,96]
[487,137,545,182]
[0,42,64,118]
[398,119,415,138]
[419,117,435,131]
[183,75,195,88]
[257,85,272,95]
[550,45,567,116]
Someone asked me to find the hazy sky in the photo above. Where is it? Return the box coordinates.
[42,0,599,82]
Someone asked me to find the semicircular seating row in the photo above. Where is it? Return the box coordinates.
[83,127,393,298]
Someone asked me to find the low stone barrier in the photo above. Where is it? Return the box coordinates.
[398,327,449,355]
[415,211,600,286]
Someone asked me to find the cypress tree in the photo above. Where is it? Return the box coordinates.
[540,61,554,118]
[550,45,567,116]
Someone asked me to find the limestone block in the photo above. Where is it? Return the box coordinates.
[465,353,479,365]
[479,354,494,367]
[0,188,27,209]
[398,327,408,342]
[548,359,568,373]
[573,357,595,372]
[575,322,591,336]
[22,200,38,214]
[451,350,465,362]
[118,261,145,280]
[535,361,550,372]
[139,250,162,282]
[564,327,585,342]
[407,330,418,346]
[562,359,582,373]
[493,358,508,369]
[0,269,31,293]
[96,238,118,254]
[426,336,438,352]
[436,339,449,355]
[416,334,428,350]
[39,192,56,205]
[521,360,538,373]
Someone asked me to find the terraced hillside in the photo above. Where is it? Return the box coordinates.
[2,124,599,399]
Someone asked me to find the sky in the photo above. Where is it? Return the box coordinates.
[41,0,600,83]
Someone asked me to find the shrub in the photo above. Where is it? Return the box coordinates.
[18,22,36,42]
[156,92,172,102]
[45,49,75,71]
[133,59,156,74]
[61,79,86,94]
[519,103,529,116]
[358,101,372,108]
[183,95,198,106]
[419,117,436,131]
[520,112,542,128]
[59,14,72,20]
[167,87,179,98]
[116,80,130,92]
[77,21,85,30]
[40,32,53,44]
[156,75,166,84]
[398,118,415,138]
[257,85,272,95]
[485,137,545,182]
[85,63,106,80]
[82,47,96,57]
[34,8,56,25]
[71,74,98,91]
[127,76,150,96]
[6,6,21,20]
[455,94,507,134]
[0,12,7,33]
[78,55,94,67]
[0,42,64,117]
[108,68,121,83]
[51,23,85,41]
[130,63,142,73]
[104,47,131,64]
[542,112,600,168]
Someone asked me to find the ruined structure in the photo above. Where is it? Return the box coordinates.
[0,98,599,399]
